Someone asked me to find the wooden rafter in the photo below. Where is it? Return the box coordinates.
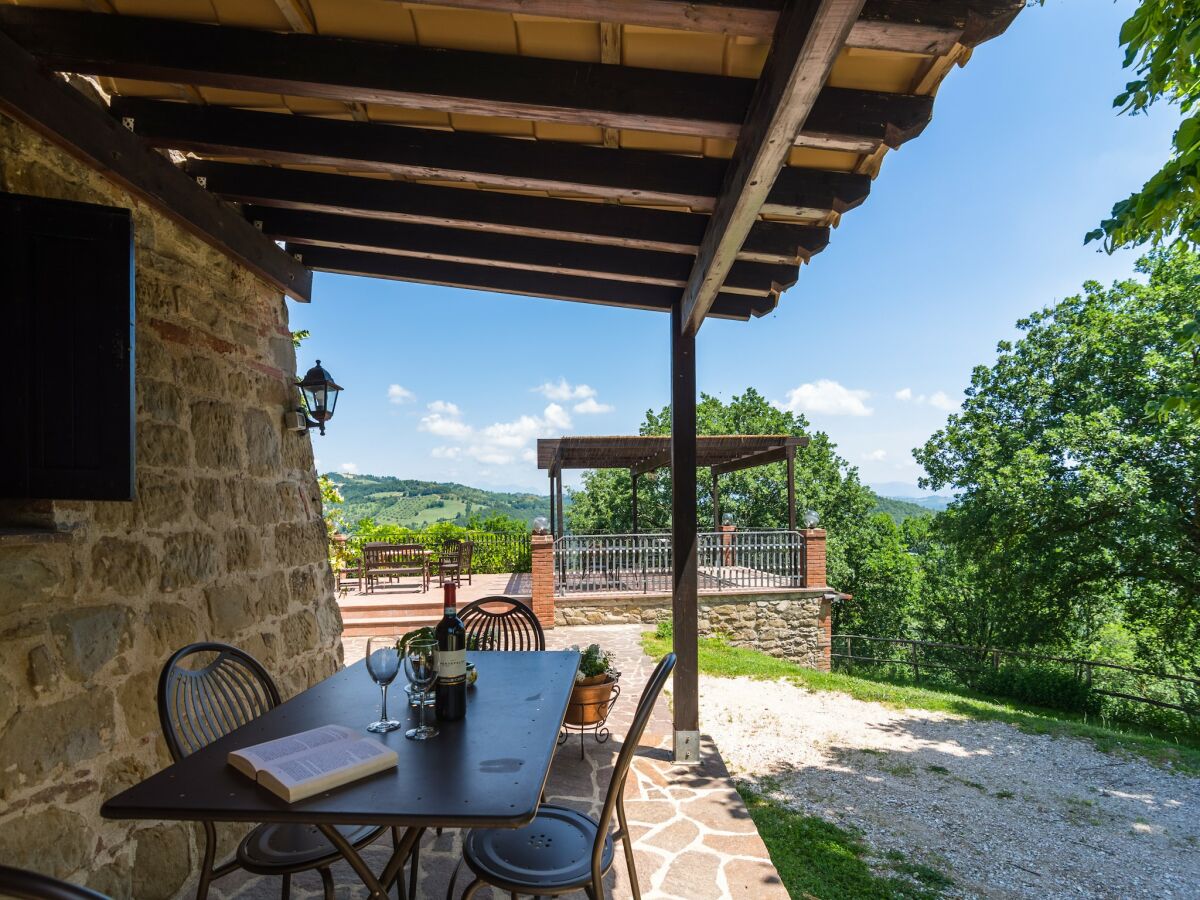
[186,161,831,264]
[0,30,311,302]
[112,98,870,219]
[0,8,930,153]
[250,205,797,293]
[393,0,1024,51]
[291,245,775,320]
[681,0,864,334]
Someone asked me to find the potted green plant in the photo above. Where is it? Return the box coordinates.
[565,644,619,726]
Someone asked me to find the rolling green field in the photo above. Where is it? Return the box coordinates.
[326,473,551,528]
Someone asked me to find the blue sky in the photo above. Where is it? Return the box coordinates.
[289,0,1178,497]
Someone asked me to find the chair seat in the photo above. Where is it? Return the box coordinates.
[237,822,383,875]
[463,805,614,892]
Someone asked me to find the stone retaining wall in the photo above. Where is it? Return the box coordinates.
[0,113,342,897]
[555,590,833,671]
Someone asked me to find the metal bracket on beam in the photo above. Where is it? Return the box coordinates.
[120,116,134,131]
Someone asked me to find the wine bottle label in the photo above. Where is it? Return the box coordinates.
[438,648,467,685]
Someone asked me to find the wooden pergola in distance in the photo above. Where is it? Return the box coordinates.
[0,0,1024,761]
[538,435,809,534]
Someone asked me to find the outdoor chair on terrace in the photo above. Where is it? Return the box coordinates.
[158,643,388,900]
[437,539,473,587]
[447,652,676,900]
[363,542,429,593]
[0,865,110,900]
[458,595,545,651]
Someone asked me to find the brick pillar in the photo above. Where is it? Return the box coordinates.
[801,528,827,588]
[530,532,555,628]
[816,595,833,672]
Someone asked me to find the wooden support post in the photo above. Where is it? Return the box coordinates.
[555,467,565,538]
[549,471,556,537]
[712,467,721,530]
[786,443,797,532]
[671,300,699,763]
[631,470,639,534]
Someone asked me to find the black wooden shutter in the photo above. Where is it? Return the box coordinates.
[0,192,135,501]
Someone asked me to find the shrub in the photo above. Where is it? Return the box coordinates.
[973,662,1096,715]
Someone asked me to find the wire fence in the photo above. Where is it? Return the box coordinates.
[832,634,1200,729]
[554,530,805,595]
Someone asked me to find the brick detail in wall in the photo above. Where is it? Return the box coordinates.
[801,528,827,588]
[530,532,555,628]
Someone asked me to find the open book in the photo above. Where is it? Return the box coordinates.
[228,724,398,803]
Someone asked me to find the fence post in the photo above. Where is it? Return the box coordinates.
[992,649,1000,672]
[910,640,920,682]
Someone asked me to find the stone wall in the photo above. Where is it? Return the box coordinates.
[0,113,342,897]
[555,590,834,671]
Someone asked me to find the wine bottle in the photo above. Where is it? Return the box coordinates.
[435,582,467,721]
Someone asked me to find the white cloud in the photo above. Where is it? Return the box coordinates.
[522,448,537,463]
[339,462,358,474]
[895,387,959,412]
[863,449,887,461]
[387,384,415,404]
[420,400,473,439]
[534,378,596,402]
[431,446,461,459]
[928,390,958,412]
[573,397,613,415]
[776,380,873,417]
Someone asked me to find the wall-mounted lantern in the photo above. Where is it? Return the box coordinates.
[289,360,343,436]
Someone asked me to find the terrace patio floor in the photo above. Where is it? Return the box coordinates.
[337,573,533,635]
[214,624,786,899]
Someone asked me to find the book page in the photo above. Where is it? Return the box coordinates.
[258,738,398,803]
[227,724,355,778]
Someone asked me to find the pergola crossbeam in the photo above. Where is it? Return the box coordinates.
[186,161,831,265]
[111,98,870,219]
[250,206,798,295]
[680,0,866,334]
[0,8,931,152]
[291,245,774,319]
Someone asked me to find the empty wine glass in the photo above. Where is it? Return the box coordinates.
[403,638,439,741]
[365,636,402,733]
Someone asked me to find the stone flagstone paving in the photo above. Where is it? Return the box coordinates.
[214,624,785,899]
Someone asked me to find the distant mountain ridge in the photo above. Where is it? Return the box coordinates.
[325,473,552,528]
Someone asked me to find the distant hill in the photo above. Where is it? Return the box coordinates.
[871,494,936,523]
[325,473,552,528]
[892,495,952,512]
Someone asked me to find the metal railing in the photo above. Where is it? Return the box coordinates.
[832,635,1200,719]
[347,530,531,574]
[554,530,805,595]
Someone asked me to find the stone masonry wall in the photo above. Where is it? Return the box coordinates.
[555,590,833,671]
[0,114,343,897]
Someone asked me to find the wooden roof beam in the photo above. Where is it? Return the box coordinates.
[681,0,864,335]
[248,206,798,294]
[0,8,931,153]
[392,0,1024,51]
[111,98,870,220]
[0,30,311,302]
[631,447,674,477]
[290,245,774,320]
[186,161,830,265]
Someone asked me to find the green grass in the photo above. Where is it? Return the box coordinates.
[641,632,1200,775]
[739,786,952,899]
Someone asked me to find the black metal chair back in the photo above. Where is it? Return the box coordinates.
[0,866,110,900]
[458,596,545,651]
[590,653,675,889]
[157,642,282,762]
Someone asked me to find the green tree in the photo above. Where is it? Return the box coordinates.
[915,249,1200,669]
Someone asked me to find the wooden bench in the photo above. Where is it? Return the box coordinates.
[362,542,429,593]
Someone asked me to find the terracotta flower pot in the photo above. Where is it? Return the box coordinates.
[565,673,618,726]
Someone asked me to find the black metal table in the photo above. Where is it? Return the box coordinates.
[102,649,579,899]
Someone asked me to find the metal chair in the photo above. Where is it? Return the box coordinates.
[459,596,546,651]
[158,643,387,900]
[448,653,677,900]
[0,866,110,900]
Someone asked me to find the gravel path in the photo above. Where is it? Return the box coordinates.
[700,675,1200,899]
